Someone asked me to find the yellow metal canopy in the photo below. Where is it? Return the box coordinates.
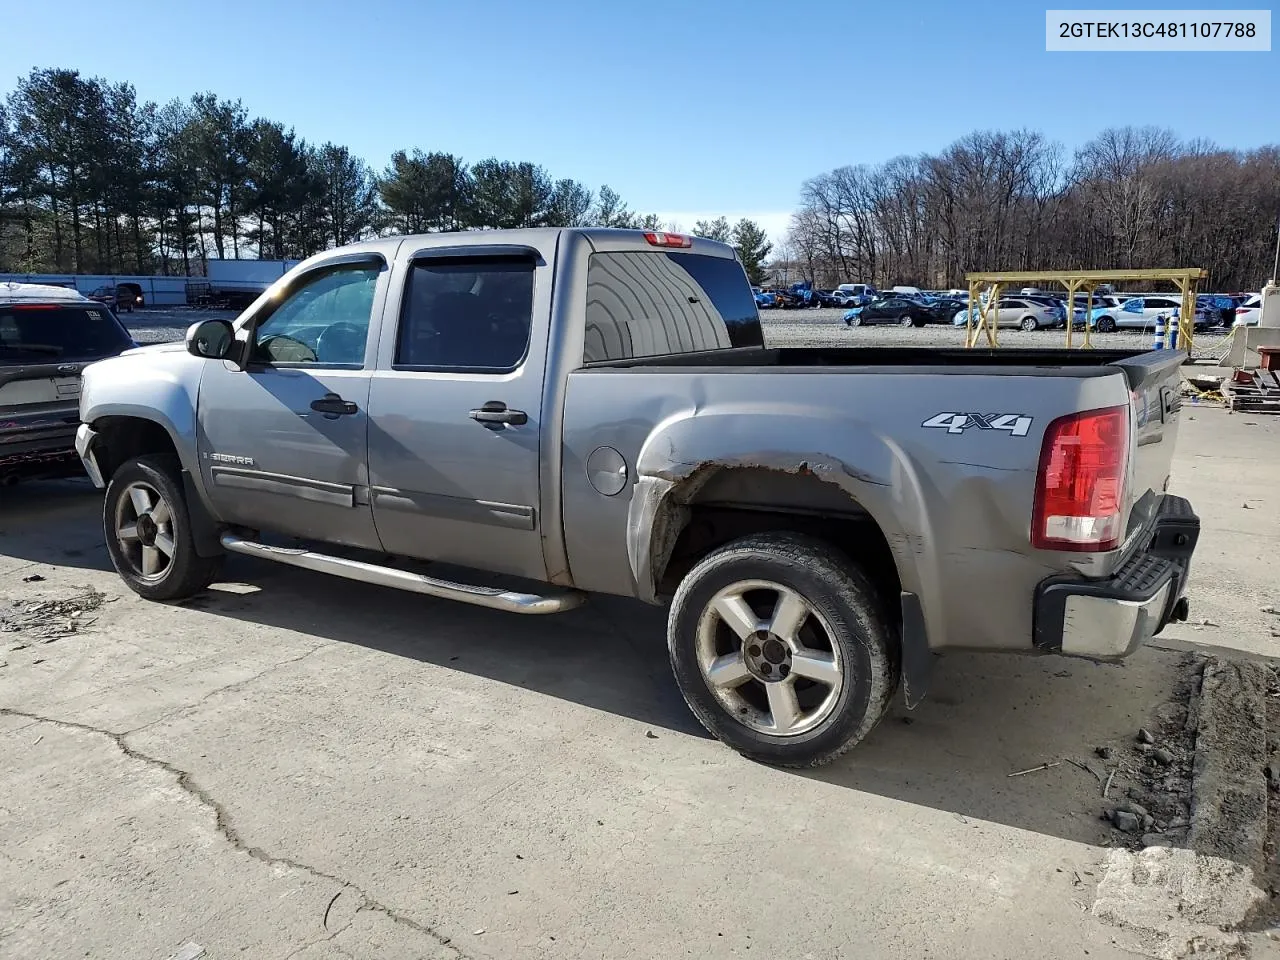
[962,268,1209,350]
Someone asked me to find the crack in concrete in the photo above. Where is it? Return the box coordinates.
[0,707,468,959]
[280,919,354,960]
[120,643,334,737]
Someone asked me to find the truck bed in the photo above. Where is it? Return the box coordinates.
[588,345,1168,377]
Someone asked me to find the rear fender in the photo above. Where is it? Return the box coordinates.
[625,409,943,645]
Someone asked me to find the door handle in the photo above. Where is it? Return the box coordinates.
[469,401,528,427]
[310,393,358,417]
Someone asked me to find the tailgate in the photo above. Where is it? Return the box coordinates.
[0,361,84,454]
[1109,350,1186,543]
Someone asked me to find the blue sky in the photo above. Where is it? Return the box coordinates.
[5,0,1276,242]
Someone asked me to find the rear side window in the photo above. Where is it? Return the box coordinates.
[395,257,535,371]
[584,252,762,362]
[0,306,132,362]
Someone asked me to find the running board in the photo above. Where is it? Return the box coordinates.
[219,533,586,615]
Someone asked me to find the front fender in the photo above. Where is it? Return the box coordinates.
[79,351,205,481]
[625,405,946,646]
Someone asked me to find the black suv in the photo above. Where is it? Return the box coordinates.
[0,283,136,482]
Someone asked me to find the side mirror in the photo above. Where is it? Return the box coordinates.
[186,319,236,362]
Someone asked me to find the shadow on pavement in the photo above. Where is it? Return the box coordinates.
[0,480,111,572]
[185,548,1198,846]
[1,484,1205,845]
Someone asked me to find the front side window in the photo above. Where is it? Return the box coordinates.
[395,257,535,371]
[251,263,381,366]
[584,252,762,362]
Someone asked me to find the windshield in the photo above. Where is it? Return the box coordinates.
[0,305,133,362]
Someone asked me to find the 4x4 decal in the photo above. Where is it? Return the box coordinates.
[922,412,1034,437]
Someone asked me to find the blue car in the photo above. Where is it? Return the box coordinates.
[752,287,776,309]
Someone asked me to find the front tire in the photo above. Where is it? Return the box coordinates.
[104,455,222,601]
[667,532,899,768]
[1096,316,1117,333]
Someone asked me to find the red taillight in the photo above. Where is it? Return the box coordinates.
[1032,405,1129,552]
[12,304,60,310]
[643,231,692,248]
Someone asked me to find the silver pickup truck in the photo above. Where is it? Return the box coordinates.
[75,228,1199,767]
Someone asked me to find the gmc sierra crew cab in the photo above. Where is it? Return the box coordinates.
[75,228,1199,767]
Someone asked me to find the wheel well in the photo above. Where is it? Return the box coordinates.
[93,416,179,480]
[652,468,902,621]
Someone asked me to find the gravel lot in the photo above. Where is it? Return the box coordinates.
[123,305,1237,360]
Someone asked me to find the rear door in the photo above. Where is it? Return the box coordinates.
[366,243,552,579]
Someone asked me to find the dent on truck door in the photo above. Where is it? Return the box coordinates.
[197,259,386,550]
[367,253,550,580]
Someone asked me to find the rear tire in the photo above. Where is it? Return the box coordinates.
[104,455,223,602]
[899,315,915,327]
[667,532,899,768]
[1020,316,1039,332]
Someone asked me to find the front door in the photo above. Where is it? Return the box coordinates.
[367,249,551,580]
[197,257,389,550]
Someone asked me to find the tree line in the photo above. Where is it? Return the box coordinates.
[0,67,774,281]
[786,127,1280,292]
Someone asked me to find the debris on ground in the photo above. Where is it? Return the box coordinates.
[21,573,45,583]
[1112,810,1141,833]
[1007,760,1062,778]
[1098,657,1198,850]
[0,588,106,643]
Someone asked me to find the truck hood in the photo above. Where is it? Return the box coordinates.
[121,340,187,357]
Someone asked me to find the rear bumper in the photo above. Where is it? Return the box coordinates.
[1033,495,1199,660]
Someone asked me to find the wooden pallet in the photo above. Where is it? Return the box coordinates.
[1224,369,1280,413]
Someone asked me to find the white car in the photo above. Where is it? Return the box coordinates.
[1233,294,1261,327]
[952,297,1062,331]
[1089,296,1211,332]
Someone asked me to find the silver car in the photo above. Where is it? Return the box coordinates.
[952,297,1062,331]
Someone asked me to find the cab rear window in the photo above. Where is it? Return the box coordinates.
[584,252,763,362]
[0,305,132,362]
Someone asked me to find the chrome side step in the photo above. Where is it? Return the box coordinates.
[219,533,586,615]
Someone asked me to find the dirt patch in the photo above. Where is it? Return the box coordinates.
[1,587,107,648]
[1256,664,1280,927]
[1093,653,1200,850]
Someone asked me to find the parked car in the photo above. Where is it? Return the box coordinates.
[830,290,866,307]
[75,227,1199,768]
[752,287,777,309]
[835,283,876,301]
[1088,296,1212,333]
[812,289,841,307]
[1,282,135,482]
[844,296,934,327]
[951,297,1063,331]
[86,282,144,313]
[1233,294,1262,327]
